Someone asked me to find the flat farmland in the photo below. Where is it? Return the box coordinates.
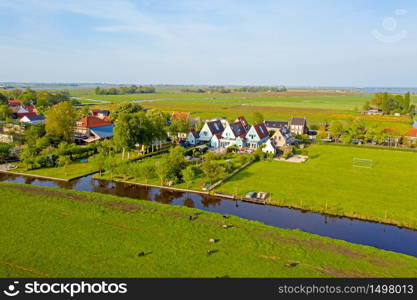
[75,89,412,130]
[215,144,417,229]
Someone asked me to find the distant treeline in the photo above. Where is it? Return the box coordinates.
[365,92,414,115]
[181,85,287,93]
[235,86,287,93]
[95,85,156,95]
[0,88,75,107]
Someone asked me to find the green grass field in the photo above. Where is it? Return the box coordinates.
[216,144,417,229]
[11,161,99,180]
[1,182,416,278]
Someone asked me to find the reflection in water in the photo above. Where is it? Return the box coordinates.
[1,172,417,257]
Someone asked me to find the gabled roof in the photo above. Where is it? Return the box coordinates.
[405,128,417,137]
[190,131,200,138]
[235,116,250,130]
[253,123,269,139]
[171,112,190,120]
[76,116,113,128]
[21,115,45,121]
[264,121,288,129]
[229,121,247,138]
[290,117,307,126]
[206,120,224,134]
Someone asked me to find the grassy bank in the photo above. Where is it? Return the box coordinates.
[216,144,417,229]
[0,182,416,278]
[10,160,99,181]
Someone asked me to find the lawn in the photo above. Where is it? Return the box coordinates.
[10,160,99,180]
[9,150,165,181]
[1,182,416,278]
[216,144,417,229]
[97,152,246,191]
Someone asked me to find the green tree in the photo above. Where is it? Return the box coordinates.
[0,92,7,105]
[57,155,71,176]
[329,120,344,142]
[19,146,38,170]
[166,146,186,181]
[370,93,386,108]
[0,143,13,163]
[36,91,54,107]
[110,103,143,122]
[181,165,196,189]
[17,88,37,105]
[91,152,107,176]
[154,159,169,185]
[45,101,77,143]
[23,123,46,146]
[201,157,225,184]
[0,105,13,121]
[141,164,155,184]
[403,92,411,114]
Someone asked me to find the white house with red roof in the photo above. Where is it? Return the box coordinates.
[245,123,270,150]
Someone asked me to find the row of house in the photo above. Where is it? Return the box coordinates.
[187,116,308,155]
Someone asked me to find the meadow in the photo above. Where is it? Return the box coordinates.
[74,89,414,131]
[1,182,416,278]
[10,160,99,180]
[216,144,417,229]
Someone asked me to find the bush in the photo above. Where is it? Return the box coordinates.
[226,145,238,153]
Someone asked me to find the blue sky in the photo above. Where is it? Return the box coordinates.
[0,0,416,86]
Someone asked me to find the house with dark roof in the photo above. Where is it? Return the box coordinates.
[245,123,269,150]
[20,115,45,125]
[271,127,294,147]
[219,119,248,149]
[264,121,289,132]
[289,117,308,135]
[234,116,250,131]
[199,120,224,147]
[187,130,200,145]
[75,116,114,143]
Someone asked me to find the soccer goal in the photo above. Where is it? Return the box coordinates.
[352,158,373,168]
